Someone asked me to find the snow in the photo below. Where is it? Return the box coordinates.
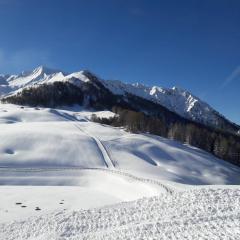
[101,134,240,184]
[0,103,240,239]
[0,168,164,224]
[0,105,113,168]
[1,121,109,168]
[0,103,240,184]
[0,187,240,239]
[0,186,119,224]
[6,66,60,88]
[0,67,87,96]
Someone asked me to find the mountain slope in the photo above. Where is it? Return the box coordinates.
[102,80,239,133]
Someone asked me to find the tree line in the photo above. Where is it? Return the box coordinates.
[1,82,85,107]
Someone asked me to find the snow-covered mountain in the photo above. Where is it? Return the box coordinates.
[0,66,239,133]
[0,66,64,90]
[103,80,232,131]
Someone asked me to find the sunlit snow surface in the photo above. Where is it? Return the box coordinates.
[1,188,240,240]
[0,103,240,239]
[0,104,239,184]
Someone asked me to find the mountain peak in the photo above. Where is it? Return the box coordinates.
[18,66,60,78]
[172,86,186,93]
[32,65,61,76]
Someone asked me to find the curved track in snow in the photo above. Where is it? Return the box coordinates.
[49,110,173,193]
[0,167,173,194]
[55,110,115,169]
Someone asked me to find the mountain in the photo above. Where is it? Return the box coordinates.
[0,66,239,134]
[103,80,235,132]
[1,66,63,90]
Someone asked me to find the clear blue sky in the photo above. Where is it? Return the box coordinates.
[0,0,239,124]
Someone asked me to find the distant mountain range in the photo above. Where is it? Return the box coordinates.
[0,66,239,134]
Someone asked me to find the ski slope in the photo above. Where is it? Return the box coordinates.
[0,103,240,239]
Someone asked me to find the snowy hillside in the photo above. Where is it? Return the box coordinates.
[1,104,240,185]
[0,66,239,133]
[0,103,240,239]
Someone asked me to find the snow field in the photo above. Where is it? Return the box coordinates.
[0,188,239,240]
[101,133,240,185]
[0,103,240,185]
[0,121,108,168]
[0,168,168,223]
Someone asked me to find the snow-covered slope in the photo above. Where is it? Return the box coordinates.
[5,66,64,87]
[0,66,239,133]
[1,187,240,240]
[1,104,240,185]
[0,104,240,239]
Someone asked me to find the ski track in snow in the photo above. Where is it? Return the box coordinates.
[0,167,173,194]
[54,110,115,169]
[0,188,239,240]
